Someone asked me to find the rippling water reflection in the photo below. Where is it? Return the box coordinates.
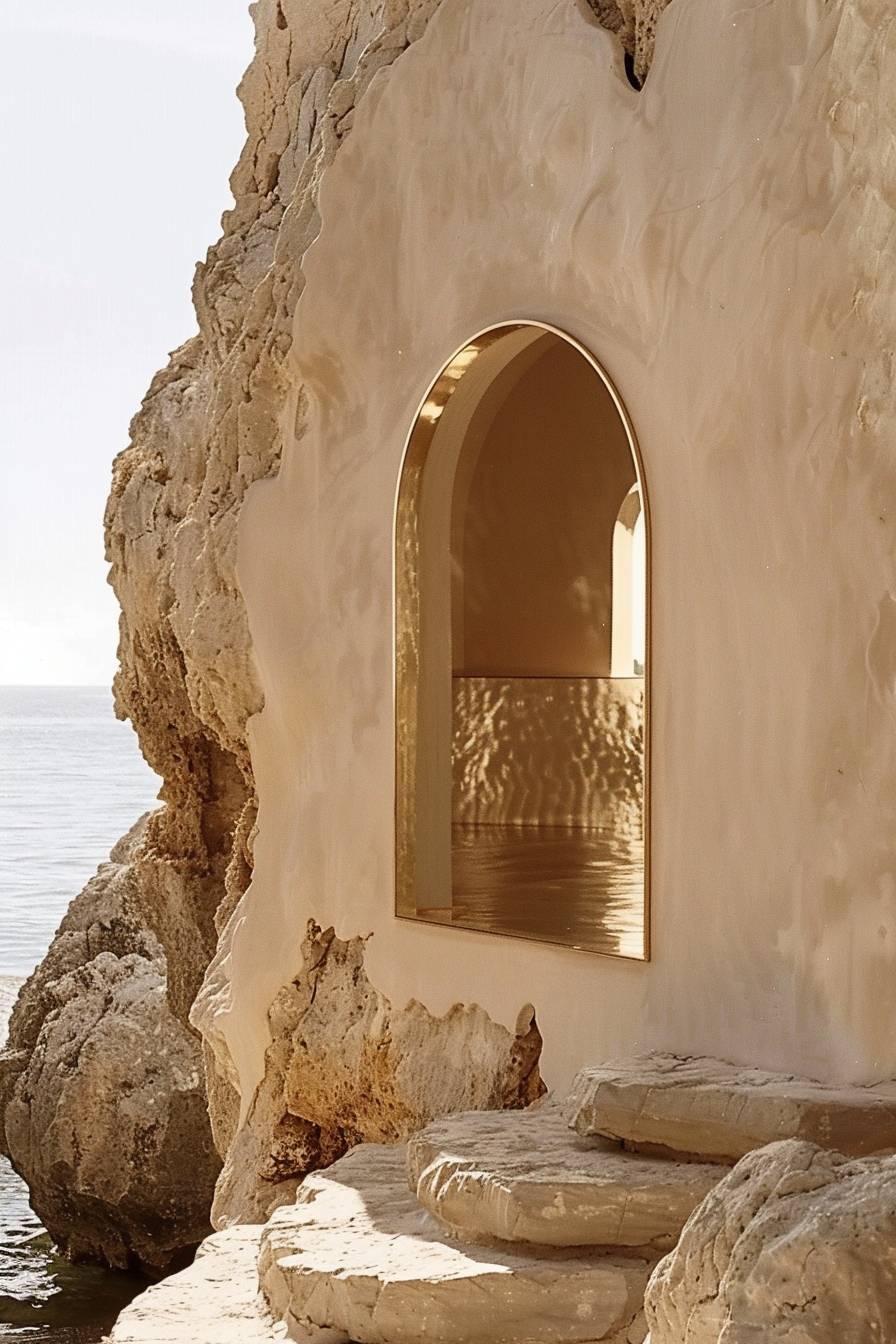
[449,823,645,957]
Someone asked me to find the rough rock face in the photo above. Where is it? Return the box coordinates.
[6,0,673,1263]
[0,822,219,1273]
[1,816,158,1113]
[567,1053,896,1161]
[645,1139,896,1343]
[3,949,219,1273]
[211,922,545,1225]
[586,0,672,82]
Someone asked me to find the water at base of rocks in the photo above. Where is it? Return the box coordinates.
[0,978,147,1344]
[0,688,162,1341]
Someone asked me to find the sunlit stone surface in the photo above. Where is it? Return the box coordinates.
[645,1141,896,1343]
[409,1106,723,1250]
[259,1143,655,1344]
[568,1054,896,1160]
[109,1226,273,1344]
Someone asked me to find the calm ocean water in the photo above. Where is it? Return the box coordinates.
[0,686,161,1342]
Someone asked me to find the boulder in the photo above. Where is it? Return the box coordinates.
[568,1053,896,1161]
[259,1142,655,1344]
[410,1106,723,1250]
[0,815,160,1138]
[108,1225,273,1343]
[645,1139,896,1343]
[4,951,219,1274]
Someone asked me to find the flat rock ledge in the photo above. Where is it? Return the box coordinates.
[108,1226,277,1344]
[567,1053,896,1162]
[409,1106,722,1250]
[259,1143,656,1344]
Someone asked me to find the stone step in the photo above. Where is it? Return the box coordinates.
[108,1226,276,1343]
[567,1053,896,1162]
[259,1142,655,1344]
[409,1106,722,1251]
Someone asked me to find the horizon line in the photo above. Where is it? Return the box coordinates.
[0,683,113,689]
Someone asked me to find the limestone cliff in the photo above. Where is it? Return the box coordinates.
[4,3,892,1334]
[103,0,669,1061]
[2,0,669,1266]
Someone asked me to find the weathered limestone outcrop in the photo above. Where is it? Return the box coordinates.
[568,1053,896,1161]
[259,1143,656,1344]
[2,946,219,1275]
[108,1225,273,1343]
[586,0,672,82]
[211,922,545,1225]
[98,0,664,1238]
[645,1139,896,1342]
[0,820,219,1273]
[107,1053,896,1340]
[4,0,671,1263]
[409,1106,722,1251]
[1,816,158,1108]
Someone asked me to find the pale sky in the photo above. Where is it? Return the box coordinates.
[0,1,253,685]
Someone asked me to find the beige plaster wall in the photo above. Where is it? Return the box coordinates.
[220,0,896,1103]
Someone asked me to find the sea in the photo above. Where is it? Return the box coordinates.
[0,686,162,1342]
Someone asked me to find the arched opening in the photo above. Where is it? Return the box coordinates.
[395,324,648,958]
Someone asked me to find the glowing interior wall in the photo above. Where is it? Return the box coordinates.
[451,338,637,677]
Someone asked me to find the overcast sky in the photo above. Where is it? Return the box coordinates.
[0,0,252,684]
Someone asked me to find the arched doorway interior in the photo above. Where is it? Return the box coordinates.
[395,323,648,958]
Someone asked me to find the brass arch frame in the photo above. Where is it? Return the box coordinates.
[393,320,651,960]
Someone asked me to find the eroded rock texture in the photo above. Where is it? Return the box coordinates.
[212,922,545,1225]
[1,817,158,1140]
[586,0,673,82]
[409,1106,721,1251]
[645,1140,896,1343]
[4,0,672,1264]
[0,825,219,1273]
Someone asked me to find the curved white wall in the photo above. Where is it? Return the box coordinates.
[224,0,896,1104]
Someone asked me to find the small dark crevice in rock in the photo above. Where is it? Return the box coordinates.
[584,0,674,89]
[275,3,287,30]
[624,50,643,91]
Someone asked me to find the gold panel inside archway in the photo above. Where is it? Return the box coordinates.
[395,323,650,959]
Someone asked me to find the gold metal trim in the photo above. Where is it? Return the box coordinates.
[393,321,651,961]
